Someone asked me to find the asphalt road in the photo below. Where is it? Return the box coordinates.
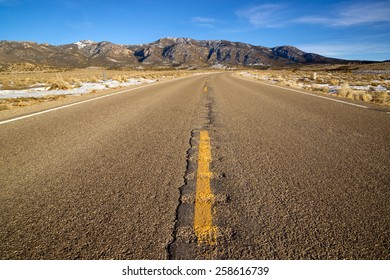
[0,73,389,259]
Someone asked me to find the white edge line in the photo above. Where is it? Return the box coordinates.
[0,85,149,125]
[0,74,208,126]
[235,74,369,109]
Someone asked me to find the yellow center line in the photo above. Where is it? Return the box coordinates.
[194,130,217,245]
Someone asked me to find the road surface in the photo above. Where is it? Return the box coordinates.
[1,73,389,259]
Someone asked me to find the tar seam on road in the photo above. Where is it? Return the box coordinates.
[194,130,217,245]
[235,75,370,109]
[167,130,195,259]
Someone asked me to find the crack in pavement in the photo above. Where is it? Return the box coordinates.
[168,80,219,259]
[167,130,197,259]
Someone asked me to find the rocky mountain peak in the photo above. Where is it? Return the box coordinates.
[0,37,350,69]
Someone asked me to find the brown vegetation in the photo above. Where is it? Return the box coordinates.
[0,95,68,111]
[238,67,390,106]
[0,68,210,91]
[0,68,215,111]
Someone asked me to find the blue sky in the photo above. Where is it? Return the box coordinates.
[1,0,389,61]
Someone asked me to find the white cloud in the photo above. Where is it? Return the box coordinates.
[236,4,287,28]
[295,1,390,27]
[237,1,390,29]
[296,41,390,60]
[191,17,221,28]
[192,17,217,23]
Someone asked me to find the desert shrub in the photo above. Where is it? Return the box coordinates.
[338,83,350,97]
[0,104,11,111]
[360,92,373,102]
[322,86,330,93]
[329,79,339,86]
[346,90,359,99]
[44,94,67,101]
[112,75,128,82]
[372,91,388,104]
[311,85,322,91]
[48,79,72,90]
[284,80,297,87]
[66,77,80,83]
[346,90,354,99]
[14,101,33,107]
[0,78,32,90]
[0,80,12,89]
[64,77,81,88]
[351,81,368,86]
[88,76,99,83]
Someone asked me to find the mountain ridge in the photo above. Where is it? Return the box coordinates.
[0,37,365,70]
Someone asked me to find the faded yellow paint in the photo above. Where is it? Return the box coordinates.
[203,86,208,93]
[194,130,217,245]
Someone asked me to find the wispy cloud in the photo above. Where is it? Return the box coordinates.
[296,41,390,60]
[191,17,220,28]
[295,1,390,27]
[236,4,287,28]
[236,1,390,30]
[192,17,217,23]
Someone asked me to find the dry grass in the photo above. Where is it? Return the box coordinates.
[0,68,215,110]
[0,104,12,111]
[338,83,350,97]
[372,91,388,104]
[361,92,373,102]
[238,68,390,106]
[0,95,68,111]
[112,75,129,82]
[48,79,72,90]
[0,68,210,91]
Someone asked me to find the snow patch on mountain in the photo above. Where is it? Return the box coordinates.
[74,40,95,49]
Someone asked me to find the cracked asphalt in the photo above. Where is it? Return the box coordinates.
[0,73,389,259]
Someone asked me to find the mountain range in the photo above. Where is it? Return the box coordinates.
[0,37,357,70]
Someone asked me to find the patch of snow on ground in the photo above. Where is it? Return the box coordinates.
[349,85,388,92]
[212,64,227,69]
[350,85,371,91]
[373,85,387,92]
[239,72,390,94]
[0,78,157,99]
[239,71,272,82]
